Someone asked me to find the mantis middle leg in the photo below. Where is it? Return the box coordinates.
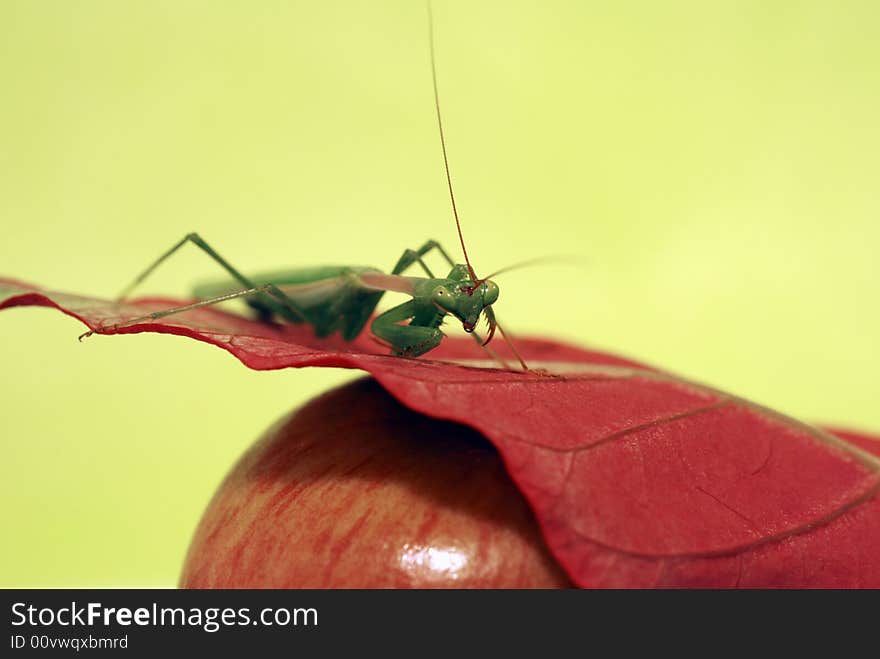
[390,240,456,277]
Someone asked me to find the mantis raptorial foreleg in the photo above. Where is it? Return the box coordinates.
[371,299,444,357]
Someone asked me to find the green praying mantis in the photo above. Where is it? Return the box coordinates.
[79,6,529,371]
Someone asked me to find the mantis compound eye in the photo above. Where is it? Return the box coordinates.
[482,280,499,305]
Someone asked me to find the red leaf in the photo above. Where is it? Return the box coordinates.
[3,277,879,588]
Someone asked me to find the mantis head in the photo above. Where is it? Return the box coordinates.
[432,279,499,345]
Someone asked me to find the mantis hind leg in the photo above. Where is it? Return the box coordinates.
[391,240,455,277]
[115,232,317,326]
[80,283,297,340]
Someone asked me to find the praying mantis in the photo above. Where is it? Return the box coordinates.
[79,5,529,371]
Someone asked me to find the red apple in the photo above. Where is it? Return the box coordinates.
[180,378,572,588]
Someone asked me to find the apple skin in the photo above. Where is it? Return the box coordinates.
[180,377,573,588]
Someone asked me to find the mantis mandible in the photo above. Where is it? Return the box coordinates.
[80,5,528,370]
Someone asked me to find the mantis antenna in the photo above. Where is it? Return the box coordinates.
[428,3,530,372]
[477,255,585,284]
[428,2,477,284]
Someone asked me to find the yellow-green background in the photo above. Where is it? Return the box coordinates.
[1,0,877,586]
